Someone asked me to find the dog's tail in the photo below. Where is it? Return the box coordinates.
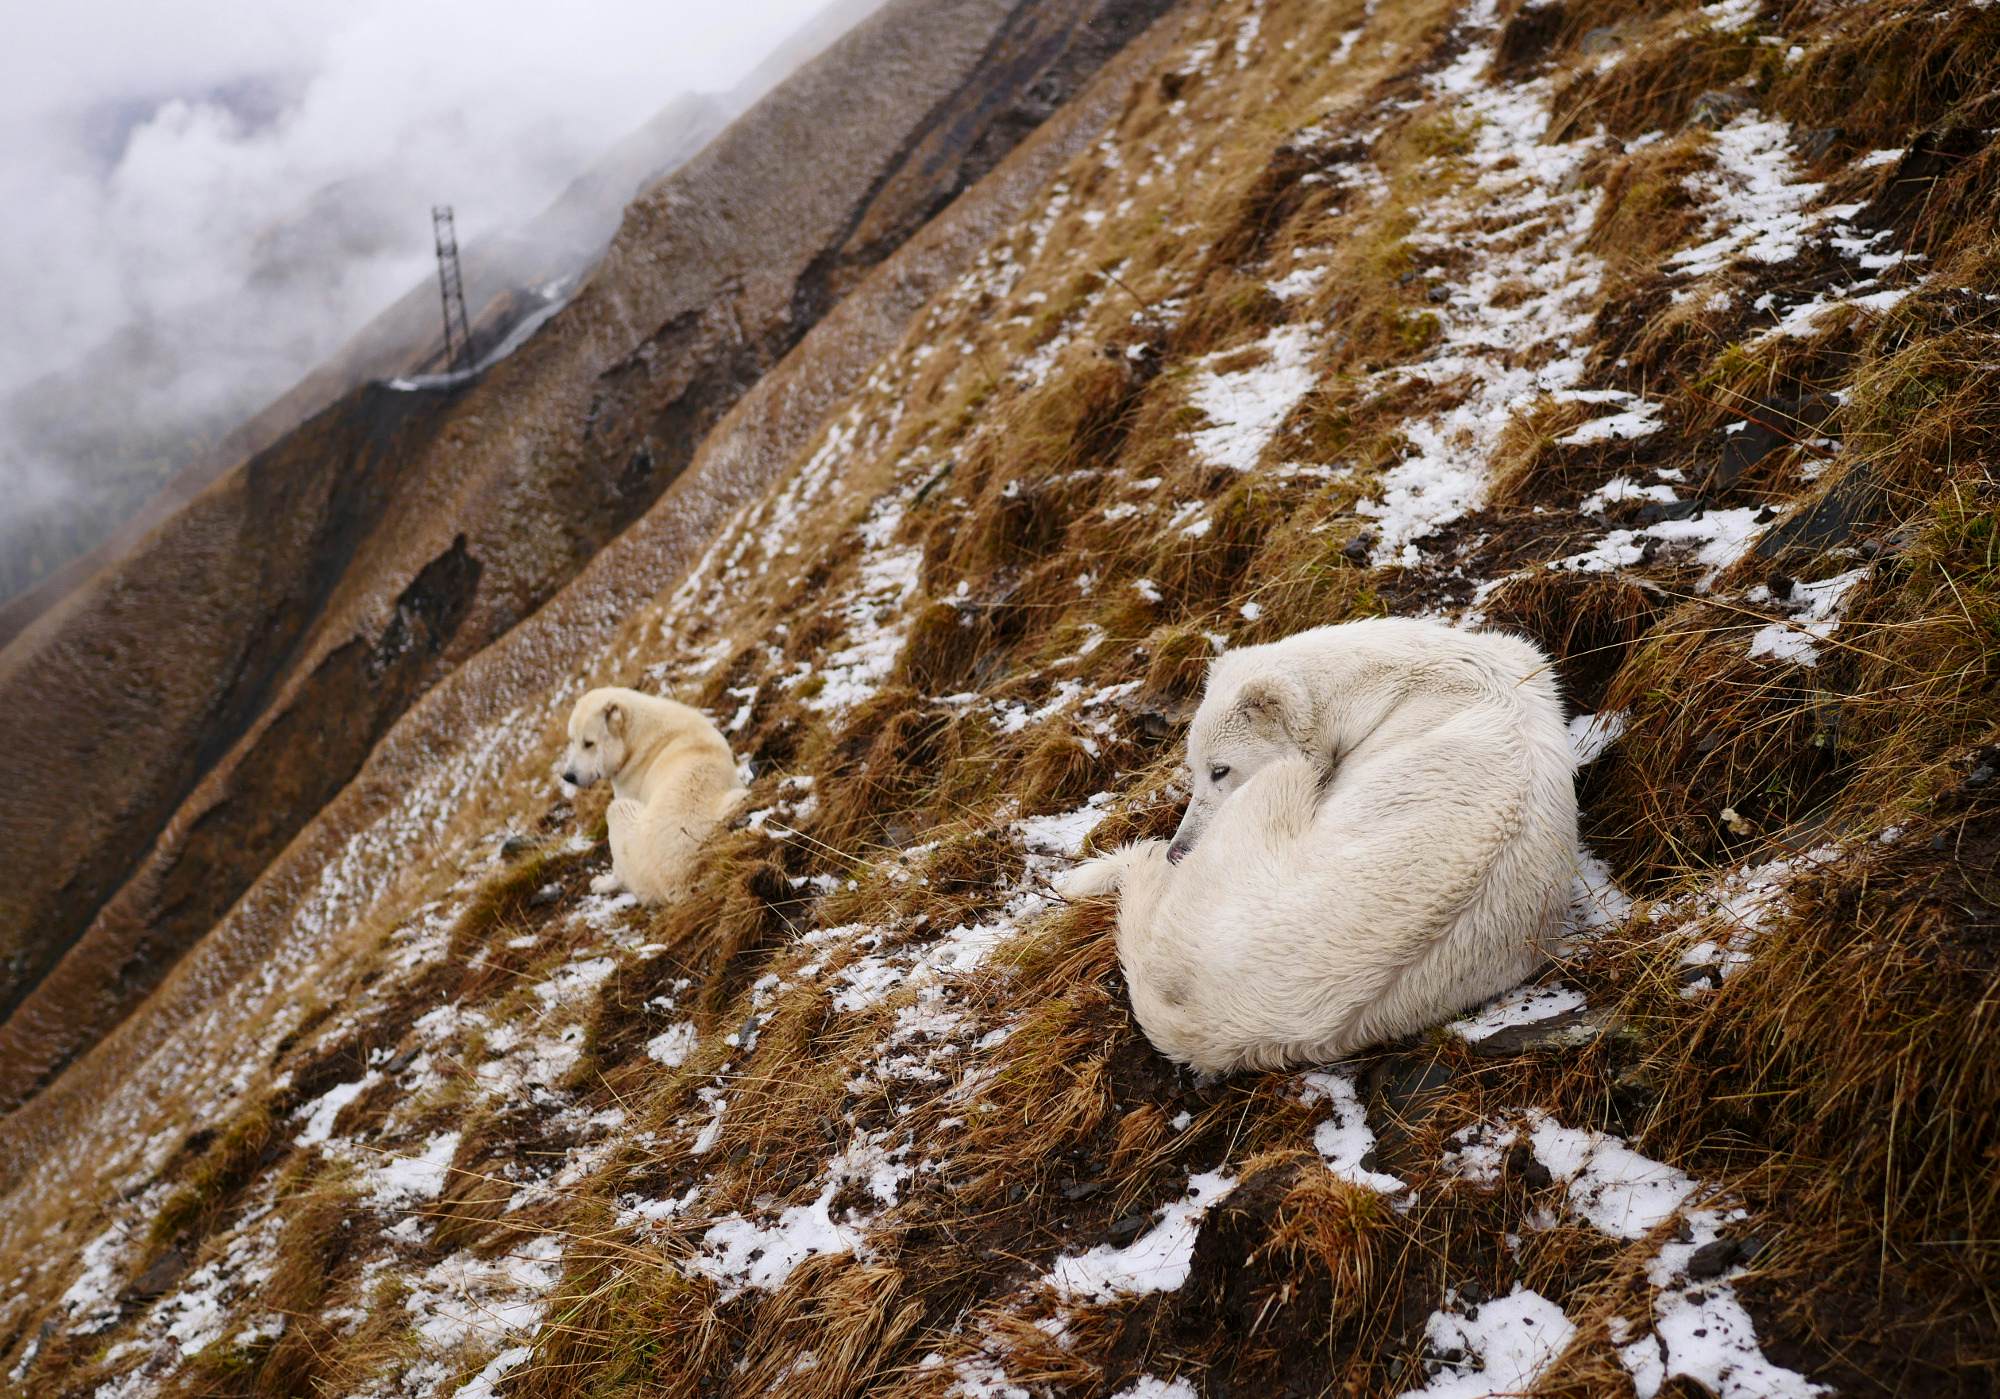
[1055,840,1166,900]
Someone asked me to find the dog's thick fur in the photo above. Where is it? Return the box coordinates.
[1060,618,1577,1071]
[562,687,745,904]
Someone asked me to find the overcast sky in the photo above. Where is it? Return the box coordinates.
[0,0,840,565]
[1,1,837,395]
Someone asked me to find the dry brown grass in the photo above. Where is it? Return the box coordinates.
[1480,568,1661,711]
[24,1,2000,1395]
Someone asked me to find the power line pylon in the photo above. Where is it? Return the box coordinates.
[431,206,473,373]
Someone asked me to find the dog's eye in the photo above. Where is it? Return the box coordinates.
[583,740,595,750]
[1208,763,1231,783]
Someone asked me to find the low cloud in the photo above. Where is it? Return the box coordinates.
[0,0,839,597]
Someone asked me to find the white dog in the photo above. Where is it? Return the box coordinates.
[562,687,746,904]
[1059,618,1577,1071]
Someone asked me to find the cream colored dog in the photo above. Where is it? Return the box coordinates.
[562,687,745,904]
[1059,618,1577,1072]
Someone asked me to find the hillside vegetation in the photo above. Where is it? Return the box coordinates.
[0,0,1174,1117]
[2,0,1996,1395]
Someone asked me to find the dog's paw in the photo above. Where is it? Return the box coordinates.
[590,871,624,895]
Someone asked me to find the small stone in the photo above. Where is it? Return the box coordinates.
[1686,1237,1741,1279]
[1463,1005,1598,1058]
[1689,89,1753,129]
[1638,498,1704,525]
[500,834,535,859]
[528,882,563,908]
[1107,1210,1154,1243]
[1798,127,1842,163]
[127,1248,188,1299]
[1343,534,1375,566]
[1677,962,1724,990]
[1579,26,1622,57]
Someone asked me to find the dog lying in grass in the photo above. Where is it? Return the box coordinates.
[562,687,745,904]
[1059,617,1577,1071]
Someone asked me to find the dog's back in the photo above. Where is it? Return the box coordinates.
[1111,621,1578,1071]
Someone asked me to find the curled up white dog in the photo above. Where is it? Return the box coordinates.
[1058,617,1578,1072]
[562,686,746,904]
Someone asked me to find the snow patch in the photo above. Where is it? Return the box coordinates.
[1045,1171,1237,1301]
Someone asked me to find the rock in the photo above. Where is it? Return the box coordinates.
[1798,127,1842,163]
[1464,1003,1629,1058]
[1379,1059,1456,1118]
[1343,534,1375,566]
[1678,962,1724,990]
[1686,1236,1741,1279]
[1107,1209,1154,1242]
[1689,89,1753,129]
[1579,25,1623,57]
[1757,464,1878,556]
[499,834,535,859]
[527,882,563,908]
[1461,1005,1593,1058]
[1511,1142,1554,1190]
[1965,745,1999,789]
[126,1248,188,1301]
[1716,419,1787,491]
[1637,498,1706,525]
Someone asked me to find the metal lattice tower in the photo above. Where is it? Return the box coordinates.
[431,206,473,373]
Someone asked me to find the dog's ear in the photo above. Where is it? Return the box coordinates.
[1231,674,1308,745]
[602,701,625,735]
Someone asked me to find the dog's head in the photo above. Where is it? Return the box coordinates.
[563,689,632,788]
[1168,655,1313,864]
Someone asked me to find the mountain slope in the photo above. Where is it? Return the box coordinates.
[0,0,895,626]
[2,0,1996,1395]
[0,0,1179,1112]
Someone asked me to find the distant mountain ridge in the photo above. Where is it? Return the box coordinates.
[0,0,1181,1113]
[0,0,888,635]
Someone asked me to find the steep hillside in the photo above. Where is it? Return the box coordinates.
[0,0,1178,1111]
[0,0,899,648]
[2,0,1995,1396]
[0,0,892,625]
